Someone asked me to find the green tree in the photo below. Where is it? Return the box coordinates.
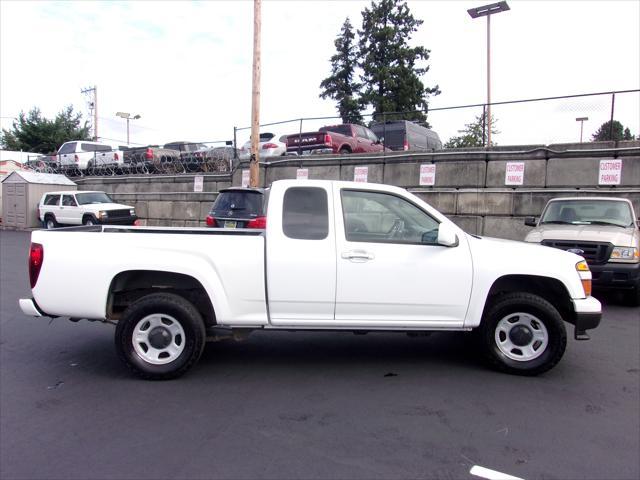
[358,0,440,125]
[444,112,499,148]
[0,106,90,154]
[319,18,363,124]
[591,120,636,141]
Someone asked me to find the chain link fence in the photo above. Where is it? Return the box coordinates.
[22,89,639,179]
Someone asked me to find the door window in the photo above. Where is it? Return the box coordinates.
[62,195,77,207]
[364,128,379,143]
[282,187,328,240]
[354,125,368,140]
[341,190,440,244]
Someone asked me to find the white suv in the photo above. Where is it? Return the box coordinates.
[39,191,137,228]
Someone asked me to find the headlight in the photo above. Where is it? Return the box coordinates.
[130,208,135,216]
[609,247,639,263]
[97,210,108,219]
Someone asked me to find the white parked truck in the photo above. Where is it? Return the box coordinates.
[20,180,602,379]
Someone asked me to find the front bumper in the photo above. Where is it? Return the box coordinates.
[590,261,640,290]
[568,296,602,340]
[98,215,138,226]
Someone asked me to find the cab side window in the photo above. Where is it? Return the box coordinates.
[62,195,77,207]
[282,187,328,240]
[43,194,60,206]
[341,189,440,244]
[58,143,76,154]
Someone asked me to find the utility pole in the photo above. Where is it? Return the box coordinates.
[249,0,261,187]
[81,85,98,141]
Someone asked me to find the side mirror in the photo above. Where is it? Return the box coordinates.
[437,223,459,247]
[524,216,537,227]
[376,136,384,145]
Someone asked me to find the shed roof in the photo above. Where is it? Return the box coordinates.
[1,170,76,186]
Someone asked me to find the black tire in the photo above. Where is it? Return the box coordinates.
[624,282,640,307]
[44,214,58,229]
[82,215,97,226]
[478,292,567,376]
[115,293,206,380]
[339,146,351,154]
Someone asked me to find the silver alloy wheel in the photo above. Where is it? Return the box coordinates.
[85,218,94,226]
[46,219,55,229]
[494,312,549,361]
[132,314,186,365]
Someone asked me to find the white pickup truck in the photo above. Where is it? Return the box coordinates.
[20,180,602,380]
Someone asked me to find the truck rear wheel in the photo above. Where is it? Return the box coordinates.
[479,292,566,376]
[115,293,206,380]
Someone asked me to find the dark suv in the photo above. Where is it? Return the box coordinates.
[205,187,267,229]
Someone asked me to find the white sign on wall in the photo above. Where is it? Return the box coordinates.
[599,159,622,185]
[505,162,525,186]
[354,166,368,183]
[419,164,436,186]
[241,169,250,187]
[296,168,309,180]
[193,175,204,192]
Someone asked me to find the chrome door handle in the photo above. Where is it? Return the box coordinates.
[341,250,375,261]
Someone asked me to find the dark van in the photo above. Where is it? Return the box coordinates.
[371,120,442,152]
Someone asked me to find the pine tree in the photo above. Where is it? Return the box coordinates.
[319,18,363,124]
[358,0,440,125]
[444,112,499,148]
[0,106,90,153]
[591,120,636,141]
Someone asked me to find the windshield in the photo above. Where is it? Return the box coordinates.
[540,199,633,227]
[76,192,114,205]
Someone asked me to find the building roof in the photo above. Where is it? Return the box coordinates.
[1,170,76,186]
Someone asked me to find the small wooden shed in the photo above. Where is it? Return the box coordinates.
[1,172,76,228]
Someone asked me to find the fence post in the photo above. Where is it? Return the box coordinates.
[482,104,487,147]
[382,113,387,158]
[233,127,238,159]
[609,93,616,141]
[298,118,303,156]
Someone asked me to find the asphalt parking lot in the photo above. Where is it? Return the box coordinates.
[1,229,638,480]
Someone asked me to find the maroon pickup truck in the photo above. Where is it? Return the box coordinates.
[286,124,386,155]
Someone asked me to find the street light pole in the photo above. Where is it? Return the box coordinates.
[576,117,588,143]
[468,1,510,147]
[116,112,141,146]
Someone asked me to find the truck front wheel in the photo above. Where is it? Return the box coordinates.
[479,292,567,376]
[115,293,206,380]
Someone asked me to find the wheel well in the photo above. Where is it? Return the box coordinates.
[107,270,216,327]
[82,213,96,221]
[484,275,574,320]
[339,145,351,152]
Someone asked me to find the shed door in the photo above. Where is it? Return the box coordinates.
[4,184,16,226]
[15,184,27,228]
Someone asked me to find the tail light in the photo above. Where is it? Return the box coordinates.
[324,134,332,146]
[114,152,119,161]
[262,143,278,149]
[246,216,267,229]
[29,243,44,288]
[145,148,154,159]
[74,154,79,163]
[403,137,409,151]
[205,215,216,227]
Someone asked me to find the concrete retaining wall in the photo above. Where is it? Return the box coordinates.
[74,142,640,240]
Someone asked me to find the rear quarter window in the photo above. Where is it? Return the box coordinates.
[42,194,60,206]
[282,187,328,240]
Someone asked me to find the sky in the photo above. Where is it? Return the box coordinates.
[1,0,639,150]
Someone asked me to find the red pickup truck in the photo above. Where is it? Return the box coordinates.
[286,124,386,155]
